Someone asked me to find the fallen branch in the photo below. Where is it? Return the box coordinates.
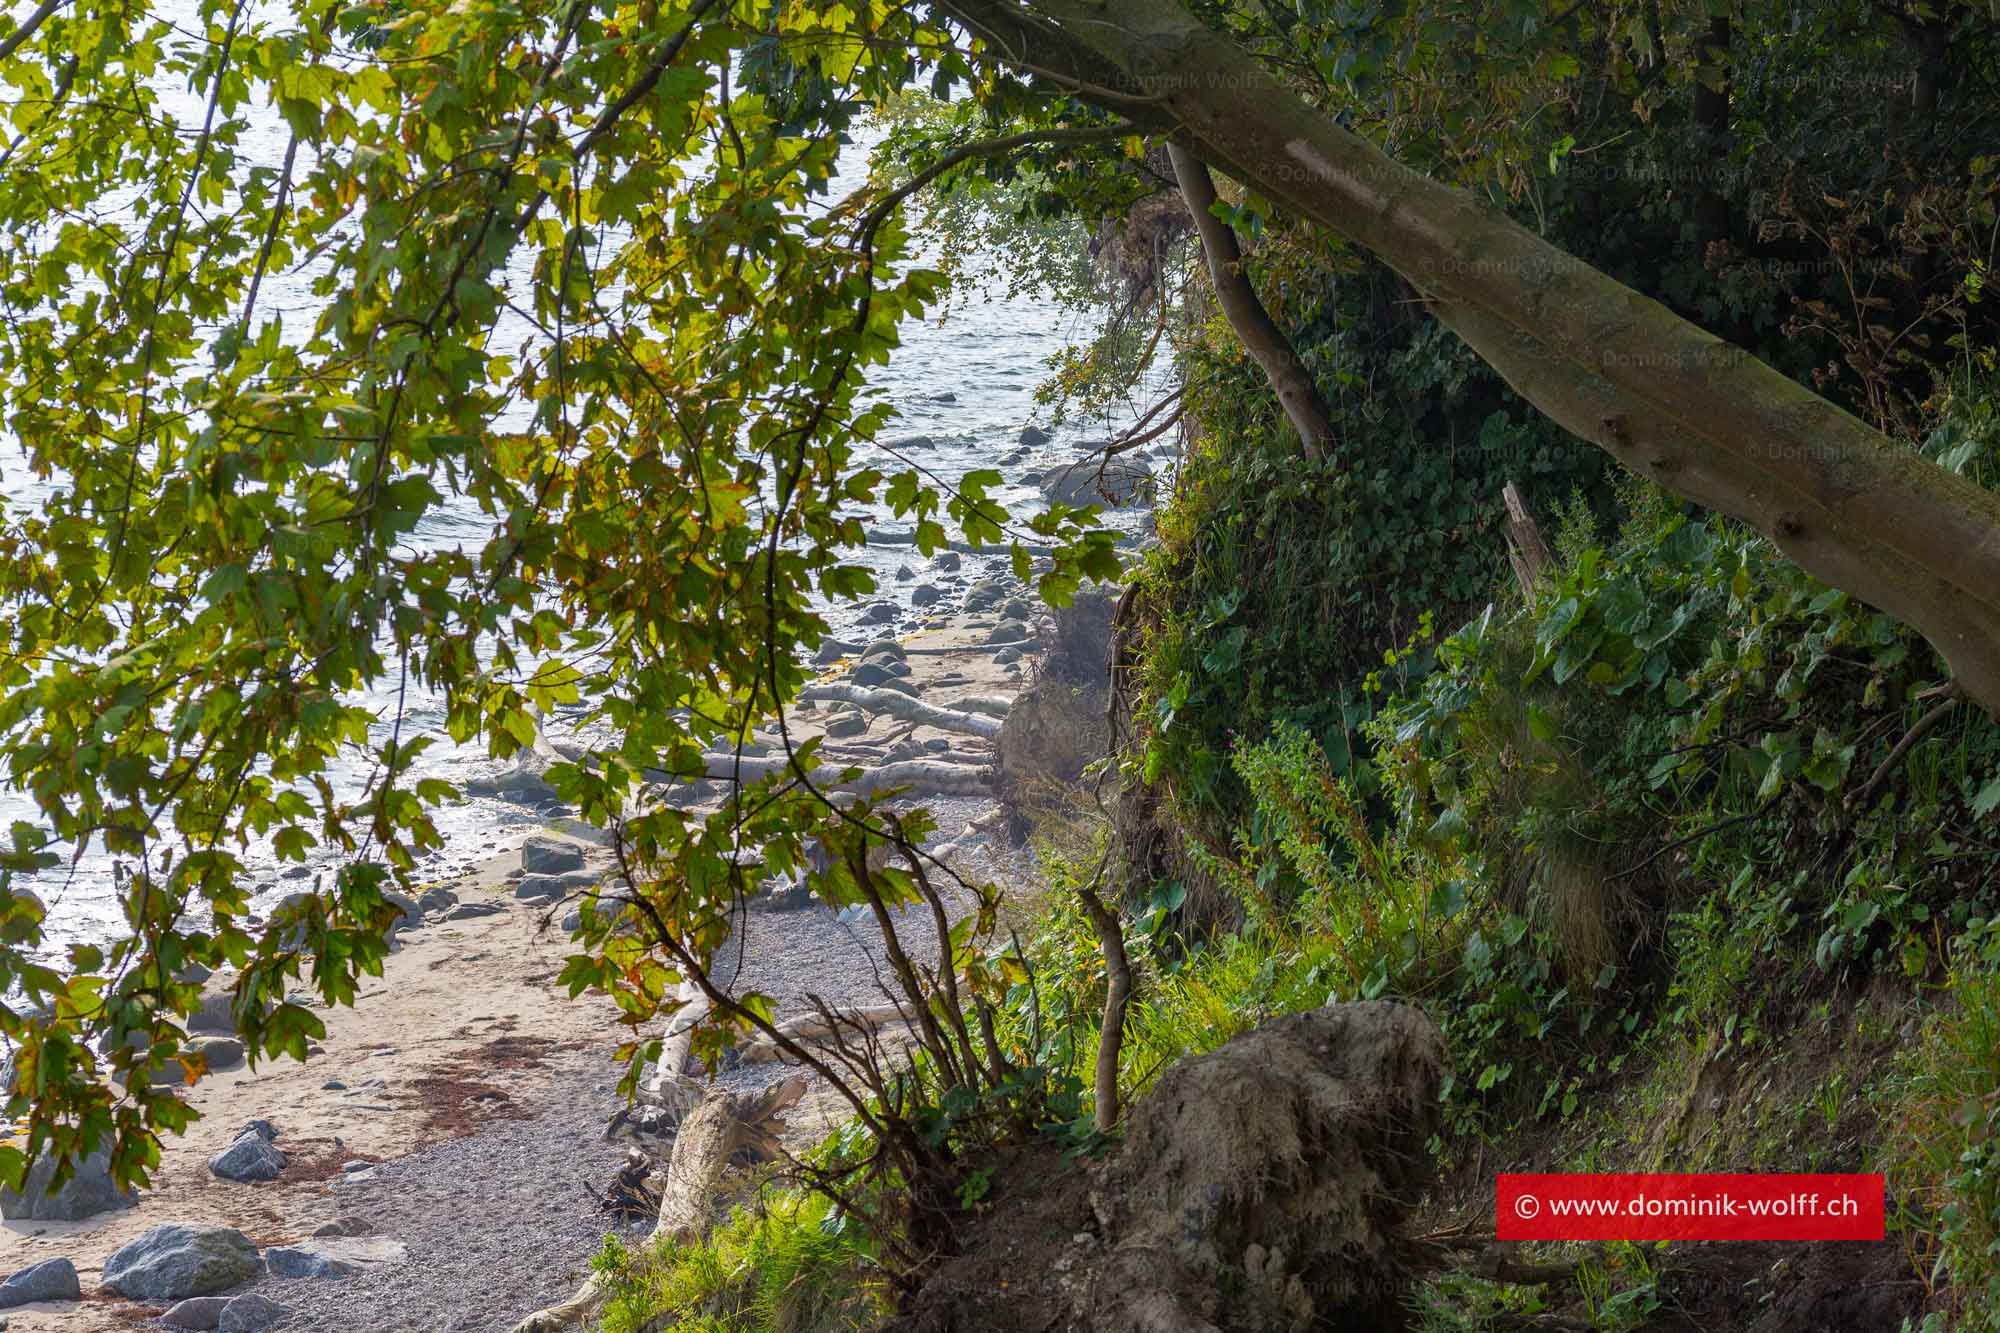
[945,694,1014,719]
[798,683,1004,738]
[1850,682,1963,810]
[679,753,994,798]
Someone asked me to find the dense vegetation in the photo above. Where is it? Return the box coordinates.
[1,0,1998,1327]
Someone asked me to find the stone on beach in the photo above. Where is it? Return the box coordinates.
[209,1127,287,1183]
[217,1293,286,1332]
[187,1034,246,1072]
[160,1295,232,1329]
[445,900,507,921]
[824,711,869,739]
[516,868,599,902]
[0,1256,80,1307]
[519,837,587,876]
[0,1146,137,1221]
[265,1244,358,1279]
[102,1224,262,1300]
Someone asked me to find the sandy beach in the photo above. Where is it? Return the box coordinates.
[0,594,1052,1332]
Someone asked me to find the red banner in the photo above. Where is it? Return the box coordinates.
[1495,1173,1885,1241]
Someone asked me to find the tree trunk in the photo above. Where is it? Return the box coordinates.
[1167,143,1335,457]
[949,0,2000,718]
[1689,15,1731,251]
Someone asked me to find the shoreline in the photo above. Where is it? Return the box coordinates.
[0,593,1054,1332]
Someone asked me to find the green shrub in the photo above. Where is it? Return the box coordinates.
[593,1187,887,1333]
[1885,931,2000,1330]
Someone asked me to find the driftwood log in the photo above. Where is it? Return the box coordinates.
[686,752,993,798]
[945,695,1014,720]
[507,1075,809,1333]
[796,683,1005,739]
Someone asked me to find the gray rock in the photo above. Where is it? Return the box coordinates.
[860,601,899,624]
[209,1130,286,1183]
[863,638,906,659]
[515,868,599,902]
[186,1035,245,1073]
[923,737,952,753]
[1039,458,1153,508]
[813,637,862,665]
[190,989,237,1033]
[894,434,935,449]
[878,677,921,697]
[322,1079,346,1090]
[383,890,421,928]
[994,645,1025,666]
[895,565,914,581]
[0,1147,137,1221]
[102,1225,262,1300]
[519,836,586,876]
[311,1217,373,1238]
[931,391,957,403]
[998,598,1034,622]
[462,761,562,807]
[986,620,1030,645]
[963,579,1009,613]
[444,900,507,921]
[0,1257,79,1307]
[239,1119,279,1143]
[161,1296,232,1330]
[852,659,912,688]
[416,885,458,916]
[264,1245,356,1279]
[823,712,868,739]
[911,584,943,608]
[218,1293,285,1332]
[934,551,962,572]
[1020,425,1052,446]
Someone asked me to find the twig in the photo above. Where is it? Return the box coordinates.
[1850,683,1963,810]
[1610,796,1779,880]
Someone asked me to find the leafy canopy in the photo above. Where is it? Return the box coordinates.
[0,0,1120,1190]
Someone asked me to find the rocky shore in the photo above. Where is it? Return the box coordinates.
[0,584,1061,1333]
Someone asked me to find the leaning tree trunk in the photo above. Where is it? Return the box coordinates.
[1167,143,1335,458]
[942,0,2000,719]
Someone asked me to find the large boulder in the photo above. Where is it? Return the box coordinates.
[186,1035,245,1073]
[1038,458,1153,509]
[0,1147,137,1221]
[0,1256,81,1307]
[518,836,586,876]
[208,1128,286,1183]
[102,1224,262,1300]
[416,885,458,917]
